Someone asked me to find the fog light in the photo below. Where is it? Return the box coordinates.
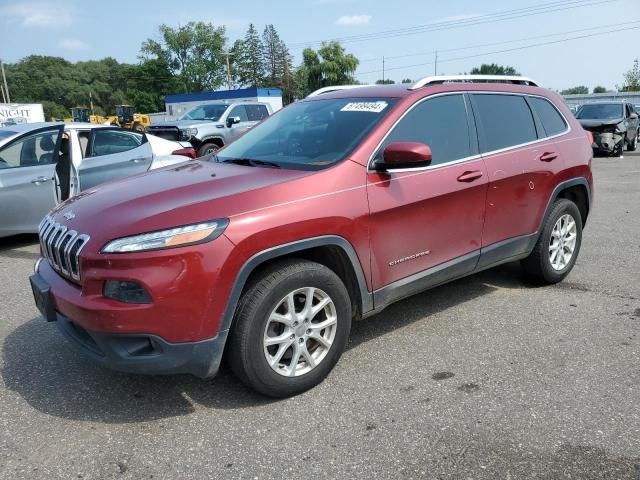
[104,280,152,304]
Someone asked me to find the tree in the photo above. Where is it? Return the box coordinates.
[141,22,227,92]
[232,24,265,88]
[470,63,519,75]
[560,86,589,95]
[375,79,395,84]
[592,86,607,94]
[619,59,640,92]
[296,41,359,96]
[401,78,413,84]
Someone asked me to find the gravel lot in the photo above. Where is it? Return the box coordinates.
[1,151,639,479]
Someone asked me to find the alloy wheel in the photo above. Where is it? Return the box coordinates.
[549,214,577,271]
[263,287,337,377]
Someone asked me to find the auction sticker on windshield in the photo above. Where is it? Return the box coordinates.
[340,101,388,113]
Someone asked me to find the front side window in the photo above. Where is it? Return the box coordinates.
[246,104,269,121]
[576,103,624,120]
[528,97,567,137]
[89,129,143,157]
[215,97,398,171]
[473,94,537,152]
[228,105,249,122]
[0,129,60,169]
[373,94,472,166]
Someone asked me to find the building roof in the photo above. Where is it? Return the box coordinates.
[165,87,282,104]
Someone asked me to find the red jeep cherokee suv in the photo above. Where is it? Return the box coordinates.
[30,75,593,397]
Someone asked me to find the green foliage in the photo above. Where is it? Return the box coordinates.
[297,41,359,97]
[619,59,640,92]
[401,78,413,84]
[592,86,607,94]
[375,79,395,84]
[470,63,519,75]
[231,24,265,88]
[141,22,228,92]
[560,86,589,95]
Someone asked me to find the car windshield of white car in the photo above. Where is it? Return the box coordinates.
[214,97,398,171]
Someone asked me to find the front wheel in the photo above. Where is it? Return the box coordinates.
[521,199,583,284]
[197,142,220,158]
[627,131,638,151]
[227,259,352,397]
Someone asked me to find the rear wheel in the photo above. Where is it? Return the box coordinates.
[521,199,582,284]
[228,259,352,397]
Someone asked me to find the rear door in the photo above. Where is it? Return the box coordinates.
[0,126,62,236]
[366,93,487,292]
[470,93,568,253]
[78,128,152,190]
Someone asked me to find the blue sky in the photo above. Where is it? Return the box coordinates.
[0,0,638,91]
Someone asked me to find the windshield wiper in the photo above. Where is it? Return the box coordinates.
[220,158,281,169]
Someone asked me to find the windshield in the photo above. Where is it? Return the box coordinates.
[180,104,228,121]
[576,103,623,120]
[215,97,398,171]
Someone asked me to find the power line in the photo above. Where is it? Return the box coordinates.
[357,19,640,64]
[355,25,640,77]
[288,0,617,49]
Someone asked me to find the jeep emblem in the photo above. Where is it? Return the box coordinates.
[63,211,76,220]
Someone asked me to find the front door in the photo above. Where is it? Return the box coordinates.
[366,94,487,296]
[0,126,62,236]
[79,128,152,190]
[226,105,256,141]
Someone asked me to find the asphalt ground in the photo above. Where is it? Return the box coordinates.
[1,151,639,479]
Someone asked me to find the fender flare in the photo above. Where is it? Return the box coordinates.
[198,135,225,146]
[537,177,591,233]
[219,235,373,333]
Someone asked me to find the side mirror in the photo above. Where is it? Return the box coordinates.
[375,142,432,171]
[226,116,241,128]
[630,112,638,119]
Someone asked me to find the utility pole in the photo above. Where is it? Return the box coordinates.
[0,59,10,103]
[434,50,438,76]
[1,84,6,104]
[225,52,232,90]
[382,56,385,82]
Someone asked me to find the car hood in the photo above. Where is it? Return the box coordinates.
[149,120,216,129]
[51,160,314,247]
[577,118,623,130]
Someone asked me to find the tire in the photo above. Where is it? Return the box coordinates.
[227,259,352,398]
[627,131,638,151]
[197,142,220,157]
[521,199,583,284]
[613,138,624,157]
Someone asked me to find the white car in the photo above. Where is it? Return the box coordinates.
[0,122,195,238]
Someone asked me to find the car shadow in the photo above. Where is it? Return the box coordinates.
[2,262,531,423]
[0,234,40,261]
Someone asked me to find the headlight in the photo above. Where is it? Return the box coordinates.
[181,128,198,138]
[101,220,228,253]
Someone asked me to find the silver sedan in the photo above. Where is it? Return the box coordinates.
[0,122,194,238]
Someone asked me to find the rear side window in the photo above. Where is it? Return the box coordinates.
[246,104,269,121]
[528,97,567,137]
[375,94,471,166]
[89,129,143,157]
[472,94,537,152]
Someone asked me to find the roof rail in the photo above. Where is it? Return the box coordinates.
[306,84,375,98]
[410,75,538,90]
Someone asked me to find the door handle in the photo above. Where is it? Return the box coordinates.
[129,157,146,163]
[457,170,483,183]
[31,176,51,185]
[539,151,558,162]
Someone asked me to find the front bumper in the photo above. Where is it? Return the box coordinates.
[55,311,227,378]
[592,132,623,153]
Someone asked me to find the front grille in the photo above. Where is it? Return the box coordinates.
[38,215,90,281]
[147,127,180,141]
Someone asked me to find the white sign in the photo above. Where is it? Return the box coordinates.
[340,101,388,113]
[0,103,45,123]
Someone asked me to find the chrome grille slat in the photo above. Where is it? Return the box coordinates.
[38,216,90,282]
